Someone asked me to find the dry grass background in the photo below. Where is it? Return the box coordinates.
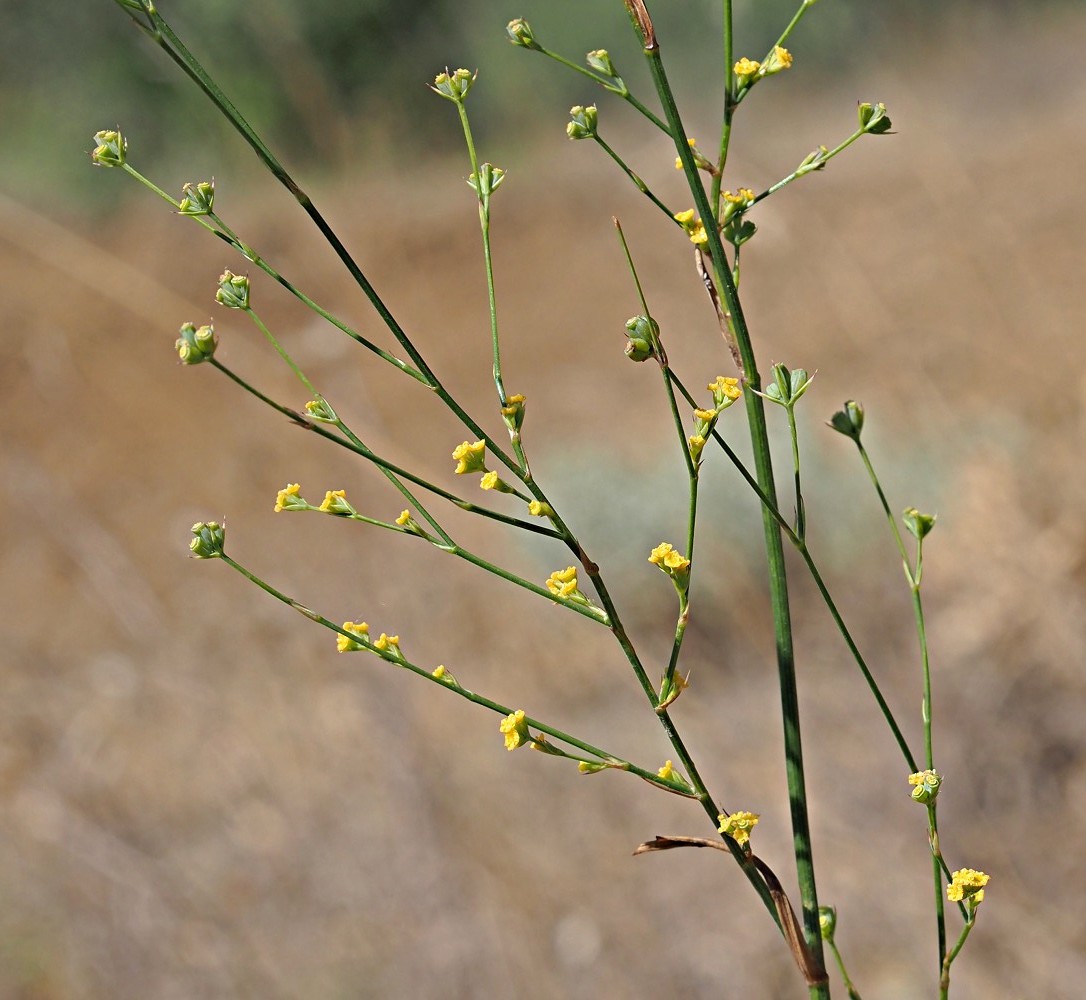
[3,7,1086,999]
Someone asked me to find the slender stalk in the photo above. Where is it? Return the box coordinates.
[532,44,671,134]
[219,554,683,791]
[752,126,868,207]
[853,439,946,966]
[208,359,562,540]
[939,905,979,1000]
[594,135,677,221]
[669,371,918,770]
[711,0,736,213]
[116,161,429,381]
[118,3,534,488]
[639,30,827,984]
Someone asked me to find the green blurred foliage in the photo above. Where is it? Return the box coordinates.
[0,0,1071,213]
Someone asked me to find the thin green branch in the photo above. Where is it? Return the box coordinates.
[207,359,562,540]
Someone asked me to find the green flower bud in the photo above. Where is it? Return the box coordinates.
[189,521,225,559]
[763,364,814,407]
[796,145,829,176]
[818,906,837,942]
[829,400,864,441]
[500,394,526,435]
[908,768,942,804]
[467,162,506,197]
[586,49,617,77]
[91,129,127,167]
[431,68,476,103]
[723,218,757,247]
[304,398,338,423]
[506,18,541,50]
[178,179,215,216]
[902,507,936,540]
[216,270,250,310]
[858,101,893,135]
[624,314,657,362]
[175,321,218,365]
[566,105,598,141]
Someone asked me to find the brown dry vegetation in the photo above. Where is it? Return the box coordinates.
[3,11,1086,999]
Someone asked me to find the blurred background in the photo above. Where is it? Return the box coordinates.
[3,0,1085,997]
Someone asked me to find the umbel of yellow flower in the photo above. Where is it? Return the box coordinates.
[337,621,369,653]
[718,810,760,847]
[452,439,487,475]
[546,566,580,600]
[500,710,532,751]
[274,483,307,512]
[947,868,989,904]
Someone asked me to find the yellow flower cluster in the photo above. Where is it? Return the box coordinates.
[648,542,691,576]
[674,208,709,246]
[947,869,989,904]
[500,709,530,751]
[337,621,369,653]
[546,566,580,599]
[718,810,760,847]
[452,439,487,475]
[274,482,304,512]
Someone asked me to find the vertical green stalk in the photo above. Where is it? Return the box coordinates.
[712,0,735,213]
[854,440,946,969]
[635,30,827,993]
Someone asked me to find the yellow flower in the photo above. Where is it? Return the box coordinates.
[452,439,487,475]
[657,760,675,780]
[947,869,989,904]
[733,57,761,80]
[762,46,793,75]
[694,408,717,421]
[337,621,369,653]
[708,375,742,402]
[546,565,581,599]
[274,482,305,512]
[395,510,412,526]
[374,633,400,653]
[432,664,447,680]
[500,710,530,751]
[908,768,942,803]
[480,471,499,491]
[718,810,760,847]
[723,188,755,205]
[319,489,354,514]
[689,221,709,246]
[528,500,554,518]
[648,542,690,574]
[673,208,696,226]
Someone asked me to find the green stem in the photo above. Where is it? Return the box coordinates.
[208,360,561,540]
[117,162,427,382]
[641,35,826,984]
[753,126,867,207]
[711,0,736,214]
[853,439,946,965]
[454,102,509,409]
[119,3,530,487]
[669,370,918,770]
[535,45,671,134]
[826,937,863,1000]
[244,306,319,396]
[594,135,677,222]
[218,554,686,793]
[787,404,806,541]
[939,905,979,1000]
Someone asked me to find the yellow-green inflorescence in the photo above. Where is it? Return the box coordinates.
[908,768,942,804]
[947,869,989,905]
[688,376,742,463]
[500,709,532,751]
[718,810,760,847]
